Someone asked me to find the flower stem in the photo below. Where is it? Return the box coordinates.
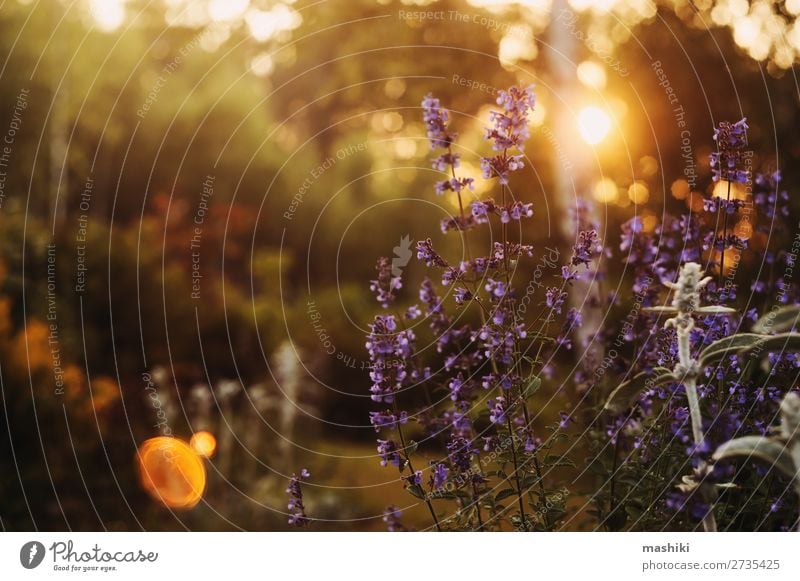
[718,180,732,289]
[472,480,484,531]
[681,366,717,532]
[504,414,528,529]
[394,404,441,531]
[683,377,705,447]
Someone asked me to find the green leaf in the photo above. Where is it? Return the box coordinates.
[698,333,767,367]
[544,454,576,468]
[713,436,798,481]
[695,306,737,314]
[495,488,519,502]
[522,376,541,400]
[742,333,800,359]
[642,306,678,314]
[406,484,427,500]
[753,306,800,334]
[604,371,676,414]
[404,440,419,455]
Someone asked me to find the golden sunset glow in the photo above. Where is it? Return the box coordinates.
[89,0,125,32]
[578,106,612,145]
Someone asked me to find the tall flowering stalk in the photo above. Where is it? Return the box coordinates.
[649,263,738,531]
[286,468,310,526]
[596,115,787,530]
[659,265,721,445]
[365,86,597,531]
[365,302,441,530]
[709,118,750,294]
[422,93,474,230]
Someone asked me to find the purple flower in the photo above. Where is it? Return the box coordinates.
[435,177,475,196]
[506,201,533,222]
[494,241,533,261]
[287,469,310,526]
[366,314,415,403]
[571,230,599,268]
[710,118,749,183]
[440,214,476,234]
[405,305,422,320]
[404,470,422,486]
[471,199,496,224]
[480,155,525,185]
[556,308,582,349]
[369,256,401,308]
[369,410,408,432]
[441,266,461,286]
[422,93,456,149]
[487,396,508,424]
[377,439,403,468]
[447,435,477,472]
[383,505,407,532]
[484,86,535,152]
[523,434,541,453]
[416,238,448,267]
[431,463,449,489]
[448,375,466,401]
[419,278,443,314]
[481,85,535,184]
[432,151,460,171]
[484,278,507,299]
[453,287,472,305]
[545,287,567,314]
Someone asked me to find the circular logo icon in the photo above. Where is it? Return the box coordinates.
[19,541,45,569]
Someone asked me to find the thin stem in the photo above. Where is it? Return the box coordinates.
[520,397,548,517]
[716,181,733,405]
[673,312,717,532]
[683,374,718,532]
[608,435,621,530]
[718,180,732,289]
[683,377,705,446]
[394,404,441,531]
[472,480,484,531]
[448,145,465,222]
[505,413,528,529]
[501,184,509,277]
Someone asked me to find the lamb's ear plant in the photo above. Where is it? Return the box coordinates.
[603,280,800,531]
[713,392,800,530]
[605,262,735,531]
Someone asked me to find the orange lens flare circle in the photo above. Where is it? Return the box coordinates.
[136,437,206,509]
[190,431,217,458]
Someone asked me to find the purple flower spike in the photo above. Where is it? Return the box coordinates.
[710,118,749,183]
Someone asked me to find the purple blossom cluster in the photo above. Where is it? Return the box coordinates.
[286,468,310,526]
[365,314,414,403]
[369,256,400,308]
[600,117,800,531]
[710,118,749,183]
[481,85,535,184]
[360,87,800,533]
[382,505,407,531]
[359,86,602,532]
[422,93,475,202]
